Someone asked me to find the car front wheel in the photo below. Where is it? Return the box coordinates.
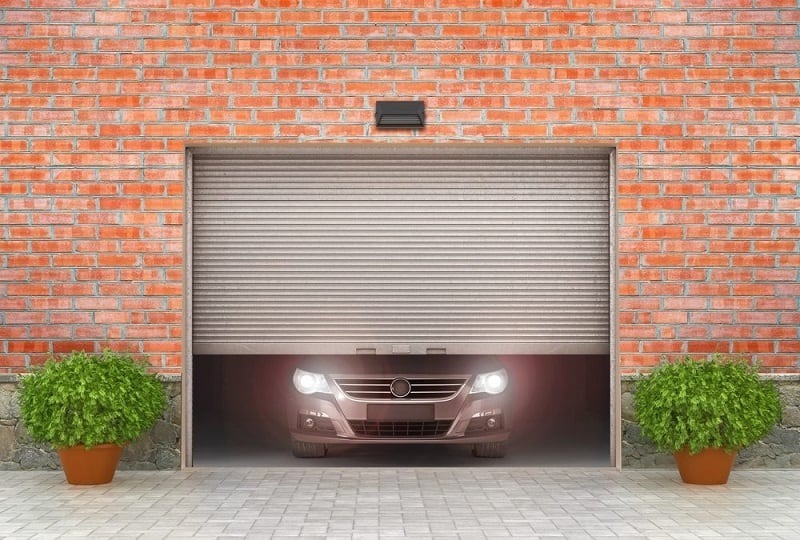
[472,441,507,458]
[291,437,328,458]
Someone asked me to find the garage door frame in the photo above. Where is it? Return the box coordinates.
[182,144,619,468]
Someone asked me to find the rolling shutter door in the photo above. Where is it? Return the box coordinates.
[190,146,610,356]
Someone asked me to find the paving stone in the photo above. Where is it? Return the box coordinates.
[1,469,800,538]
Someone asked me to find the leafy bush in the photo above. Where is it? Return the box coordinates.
[634,356,781,454]
[20,350,167,449]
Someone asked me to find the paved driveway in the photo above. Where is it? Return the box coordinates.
[1,468,799,539]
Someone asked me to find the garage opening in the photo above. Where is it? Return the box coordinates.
[186,145,615,467]
[192,354,609,466]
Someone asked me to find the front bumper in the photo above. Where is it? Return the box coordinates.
[287,378,511,445]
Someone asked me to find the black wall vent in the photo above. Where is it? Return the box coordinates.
[375,101,425,128]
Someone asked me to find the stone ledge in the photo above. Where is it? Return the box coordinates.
[0,374,181,382]
[621,377,800,468]
[0,379,181,470]
[621,373,800,382]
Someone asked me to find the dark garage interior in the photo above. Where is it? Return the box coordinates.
[192,354,611,467]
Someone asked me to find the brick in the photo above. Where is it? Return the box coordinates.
[53,341,98,354]
[687,341,732,354]
[0,5,797,373]
[732,341,775,354]
[642,341,684,354]
[8,341,49,354]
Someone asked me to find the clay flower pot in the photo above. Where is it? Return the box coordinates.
[57,444,124,485]
[19,350,166,485]
[673,447,737,485]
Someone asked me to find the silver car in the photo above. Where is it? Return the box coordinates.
[287,356,511,458]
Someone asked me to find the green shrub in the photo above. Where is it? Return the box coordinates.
[20,350,167,449]
[633,356,781,454]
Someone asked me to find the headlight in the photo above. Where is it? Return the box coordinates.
[470,368,508,395]
[292,368,332,395]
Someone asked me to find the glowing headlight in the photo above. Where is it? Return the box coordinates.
[470,368,509,395]
[292,368,332,395]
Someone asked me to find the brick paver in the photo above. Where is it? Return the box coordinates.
[1,468,799,539]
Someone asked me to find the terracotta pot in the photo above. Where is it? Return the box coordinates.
[673,447,737,485]
[57,444,123,485]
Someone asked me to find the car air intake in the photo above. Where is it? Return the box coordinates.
[348,420,453,438]
[335,377,467,400]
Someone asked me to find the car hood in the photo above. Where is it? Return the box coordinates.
[297,355,505,377]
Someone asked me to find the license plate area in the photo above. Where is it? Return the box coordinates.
[367,403,434,421]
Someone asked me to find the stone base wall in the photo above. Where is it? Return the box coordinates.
[0,375,181,471]
[623,375,800,468]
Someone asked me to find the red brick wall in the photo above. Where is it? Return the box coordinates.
[1,1,798,374]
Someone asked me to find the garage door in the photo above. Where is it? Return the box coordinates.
[190,145,611,356]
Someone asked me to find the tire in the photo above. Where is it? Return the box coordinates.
[291,437,327,458]
[472,441,507,458]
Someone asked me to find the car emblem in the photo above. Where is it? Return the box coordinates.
[389,377,412,398]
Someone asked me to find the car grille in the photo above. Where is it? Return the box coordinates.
[348,420,453,438]
[334,377,467,400]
